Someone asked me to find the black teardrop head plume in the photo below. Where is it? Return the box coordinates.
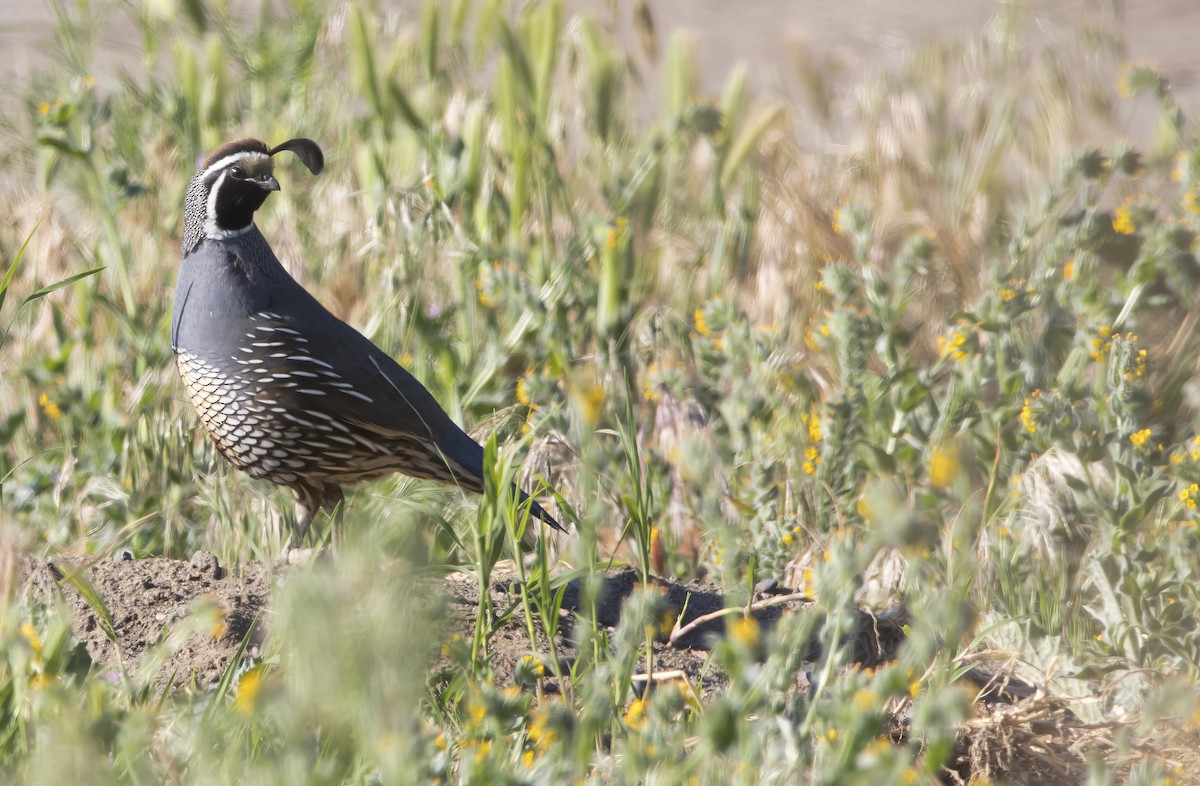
[269,138,324,175]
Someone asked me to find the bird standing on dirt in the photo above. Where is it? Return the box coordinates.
[171,137,562,542]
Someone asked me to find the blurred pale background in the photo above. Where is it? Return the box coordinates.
[4,0,1197,104]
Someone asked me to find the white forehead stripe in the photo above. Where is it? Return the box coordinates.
[201,150,270,180]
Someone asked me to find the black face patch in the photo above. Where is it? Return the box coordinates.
[204,152,276,232]
[212,172,273,231]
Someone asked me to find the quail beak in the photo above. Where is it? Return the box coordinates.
[259,175,281,192]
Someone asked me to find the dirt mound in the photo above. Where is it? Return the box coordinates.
[30,552,269,688]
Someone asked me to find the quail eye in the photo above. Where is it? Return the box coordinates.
[230,166,245,179]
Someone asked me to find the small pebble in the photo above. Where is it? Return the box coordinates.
[754,578,780,595]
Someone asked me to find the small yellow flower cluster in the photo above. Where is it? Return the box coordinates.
[1172,152,1188,183]
[1129,428,1151,448]
[39,392,62,420]
[571,382,605,426]
[475,260,505,307]
[1063,259,1076,281]
[605,216,629,251]
[463,738,492,764]
[804,311,832,350]
[624,697,647,730]
[729,615,760,647]
[1089,325,1115,363]
[20,621,54,690]
[937,328,970,361]
[800,407,823,474]
[234,665,266,716]
[20,622,43,658]
[1185,186,1200,216]
[851,688,878,710]
[527,705,557,749]
[1179,484,1199,510]
[465,694,487,727]
[520,654,546,678]
[997,276,1034,304]
[929,444,959,489]
[1112,206,1136,235]
[641,359,685,402]
[1191,436,1200,462]
[1019,390,1040,433]
[1125,348,1147,382]
[831,208,845,235]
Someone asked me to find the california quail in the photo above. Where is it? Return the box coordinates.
[171,137,563,542]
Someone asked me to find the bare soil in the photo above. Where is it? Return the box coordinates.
[28,550,1140,783]
[31,552,269,688]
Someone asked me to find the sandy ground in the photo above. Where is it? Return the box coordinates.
[2,0,1197,106]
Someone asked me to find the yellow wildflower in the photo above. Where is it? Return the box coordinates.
[938,329,969,361]
[465,695,487,728]
[1130,428,1151,447]
[832,208,844,235]
[39,392,62,420]
[38,102,50,116]
[1019,399,1037,433]
[807,410,822,444]
[572,383,605,425]
[20,622,43,657]
[515,376,532,407]
[29,674,54,690]
[1063,259,1075,280]
[1112,207,1136,235]
[605,226,620,251]
[929,444,959,489]
[852,689,877,710]
[471,740,492,763]
[234,666,265,716]
[729,615,759,647]
[624,698,647,730]
[694,308,711,337]
[1185,186,1200,216]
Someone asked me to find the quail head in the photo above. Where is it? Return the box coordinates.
[171,137,563,543]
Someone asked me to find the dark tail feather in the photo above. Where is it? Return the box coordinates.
[443,433,565,532]
[516,485,565,532]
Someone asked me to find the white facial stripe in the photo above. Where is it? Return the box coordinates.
[204,169,227,234]
[200,151,270,181]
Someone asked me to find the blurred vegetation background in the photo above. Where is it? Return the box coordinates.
[1,0,1199,782]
